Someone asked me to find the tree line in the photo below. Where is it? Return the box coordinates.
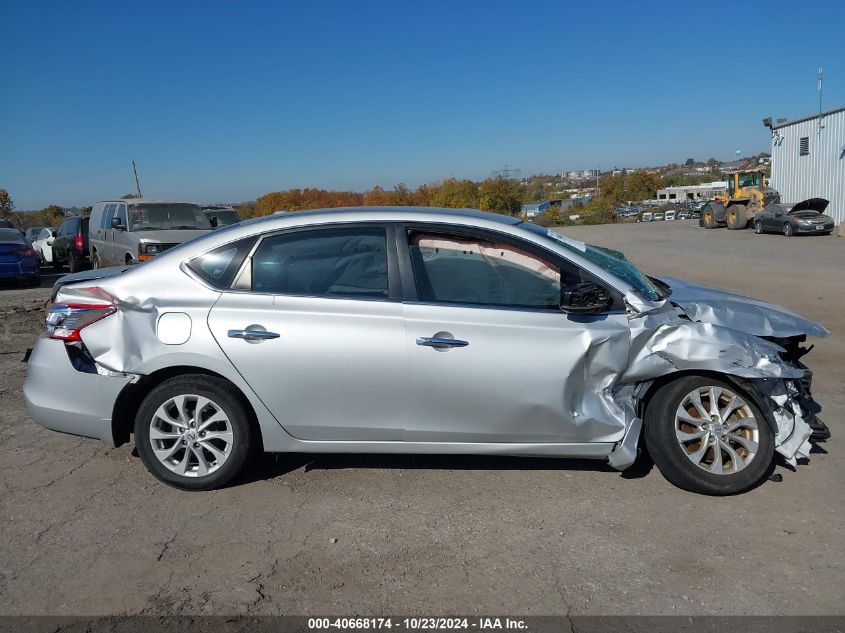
[248,177,526,217]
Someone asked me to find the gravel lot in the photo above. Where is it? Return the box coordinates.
[1,220,843,616]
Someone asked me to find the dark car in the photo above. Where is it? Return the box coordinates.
[753,198,834,237]
[52,216,91,272]
[0,227,40,286]
[0,218,17,230]
[202,206,241,228]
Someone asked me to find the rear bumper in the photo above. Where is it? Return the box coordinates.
[0,259,39,277]
[23,338,133,446]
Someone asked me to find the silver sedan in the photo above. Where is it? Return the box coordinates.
[24,208,829,494]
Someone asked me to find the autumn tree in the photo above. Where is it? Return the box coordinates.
[430,179,479,209]
[478,176,525,215]
[38,204,65,226]
[0,189,14,219]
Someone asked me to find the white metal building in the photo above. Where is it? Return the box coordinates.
[767,105,845,225]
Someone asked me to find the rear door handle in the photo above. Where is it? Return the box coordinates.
[416,336,469,348]
[228,328,280,341]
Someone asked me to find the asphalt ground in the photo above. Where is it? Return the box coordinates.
[0,220,842,616]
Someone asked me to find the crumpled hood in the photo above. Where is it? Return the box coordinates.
[658,276,829,339]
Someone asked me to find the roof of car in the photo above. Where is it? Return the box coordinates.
[94,198,199,205]
[259,206,523,226]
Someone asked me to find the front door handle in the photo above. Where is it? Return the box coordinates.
[416,336,469,348]
[228,328,280,342]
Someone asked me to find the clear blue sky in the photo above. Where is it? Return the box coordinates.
[3,0,844,209]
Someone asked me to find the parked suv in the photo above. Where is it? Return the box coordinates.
[52,216,90,273]
[89,199,212,268]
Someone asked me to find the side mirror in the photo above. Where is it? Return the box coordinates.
[111,217,126,231]
[560,281,613,314]
[209,216,218,228]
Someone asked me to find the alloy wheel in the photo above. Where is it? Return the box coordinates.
[149,394,234,477]
[674,386,759,475]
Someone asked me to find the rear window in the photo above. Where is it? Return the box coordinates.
[187,237,257,288]
[0,228,24,242]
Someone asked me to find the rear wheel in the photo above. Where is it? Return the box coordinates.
[68,252,79,273]
[754,220,764,234]
[726,205,747,230]
[783,222,793,237]
[702,204,719,229]
[92,252,101,269]
[51,250,62,271]
[645,376,774,495]
[135,374,257,490]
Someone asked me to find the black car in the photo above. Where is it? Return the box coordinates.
[52,216,91,272]
[753,198,834,237]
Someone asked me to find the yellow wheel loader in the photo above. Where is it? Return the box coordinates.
[701,168,781,230]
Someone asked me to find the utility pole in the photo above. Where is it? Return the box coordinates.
[818,67,825,136]
[132,160,143,198]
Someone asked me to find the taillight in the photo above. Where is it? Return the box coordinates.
[46,304,116,341]
[73,235,84,251]
[11,246,36,257]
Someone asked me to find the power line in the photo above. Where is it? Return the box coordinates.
[7,163,133,189]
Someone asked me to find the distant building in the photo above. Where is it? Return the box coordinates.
[656,181,726,201]
[766,104,845,225]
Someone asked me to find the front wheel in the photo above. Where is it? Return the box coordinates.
[783,223,793,237]
[134,374,257,490]
[702,205,719,229]
[754,221,764,234]
[644,376,774,495]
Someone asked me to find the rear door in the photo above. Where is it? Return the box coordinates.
[206,224,409,441]
[398,224,629,444]
[53,219,69,261]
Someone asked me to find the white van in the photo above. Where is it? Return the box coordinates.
[88,199,212,268]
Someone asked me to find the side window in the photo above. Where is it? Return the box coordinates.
[58,220,68,236]
[187,236,257,289]
[102,204,117,229]
[251,227,388,298]
[408,230,568,309]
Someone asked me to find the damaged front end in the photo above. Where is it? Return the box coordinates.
[604,282,827,472]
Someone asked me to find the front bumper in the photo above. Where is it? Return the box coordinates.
[23,338,134,446]
[795,223,834,233]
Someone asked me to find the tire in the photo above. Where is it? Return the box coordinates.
[28,276,40,287]
[702,204,719,229]
[52,250,62,271]
[134,374,258,491]
[783,222,793,237]
[92,252,101,269]
[68,252,79,273]
[644,375,774,495]
[726,205,747,230]
[754,220,764,234]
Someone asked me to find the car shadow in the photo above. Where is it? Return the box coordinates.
[235,449,655,487]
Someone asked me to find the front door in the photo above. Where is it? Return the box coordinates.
[399,226,630,444]
[207,225,408,441]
